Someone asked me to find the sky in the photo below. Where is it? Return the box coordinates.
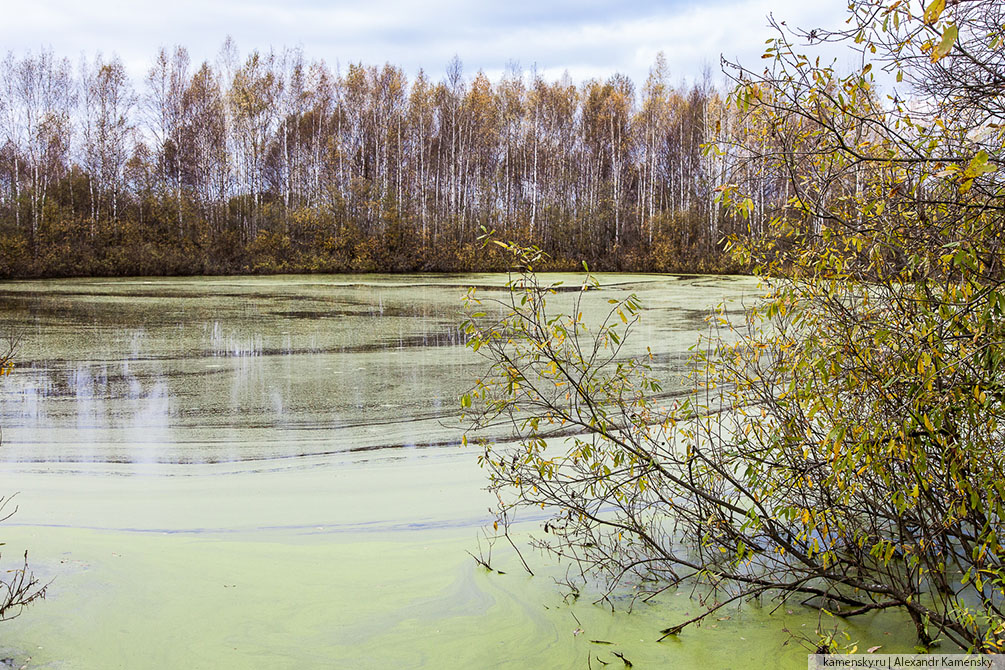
[4,0,852,87]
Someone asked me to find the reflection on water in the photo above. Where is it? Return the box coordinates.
[0,273,749,467]
[0,277,482,465]
[0,273,924,670]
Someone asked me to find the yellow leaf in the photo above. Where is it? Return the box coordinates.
[923,0,945,24]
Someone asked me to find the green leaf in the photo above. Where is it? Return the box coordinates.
[931,24,958,63]
[964,150,997,179]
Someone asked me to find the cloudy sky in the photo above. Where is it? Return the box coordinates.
[6,0,850,86]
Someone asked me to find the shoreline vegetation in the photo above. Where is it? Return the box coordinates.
[0,218,744,279]
[0,45,759,279]
[463,0,1005,653]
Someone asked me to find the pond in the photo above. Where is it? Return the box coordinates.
[0,274,915,669]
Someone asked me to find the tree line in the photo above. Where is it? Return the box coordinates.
[0,43,758,277]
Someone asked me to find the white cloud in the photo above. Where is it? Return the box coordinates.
[0,0,853,88]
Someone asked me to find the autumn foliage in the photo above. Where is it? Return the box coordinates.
[0,48,753,277]
[464,0,1005,653]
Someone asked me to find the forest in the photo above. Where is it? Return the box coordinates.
[0,44,768,277]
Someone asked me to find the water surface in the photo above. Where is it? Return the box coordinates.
[0,274,915,668]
